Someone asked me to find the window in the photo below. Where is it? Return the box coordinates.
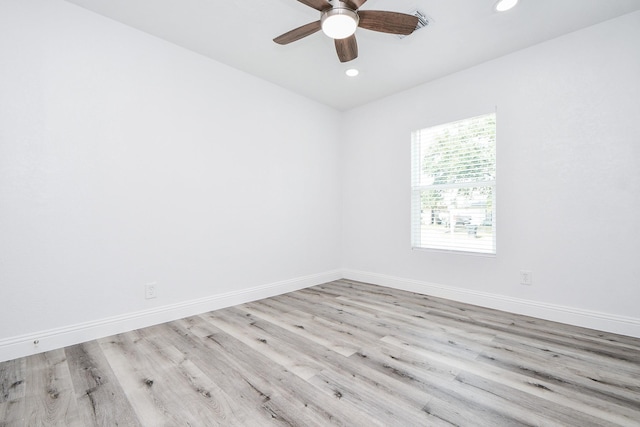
[411,113,496,254]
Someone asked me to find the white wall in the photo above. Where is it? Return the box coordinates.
[0,0,342,359]
[341,11,640,336]
[2,2,639,362]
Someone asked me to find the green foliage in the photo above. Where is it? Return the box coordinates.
[422,114,496,185]
[418,113,496,212]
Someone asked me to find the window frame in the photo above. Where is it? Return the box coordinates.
[411,112,497,255]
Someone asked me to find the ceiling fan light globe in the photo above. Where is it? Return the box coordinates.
[495,0,518,12]
[321,8,359,39]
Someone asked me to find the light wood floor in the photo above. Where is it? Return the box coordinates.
[2,280,640,426]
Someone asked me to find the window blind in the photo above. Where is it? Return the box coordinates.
[411,113,496,254]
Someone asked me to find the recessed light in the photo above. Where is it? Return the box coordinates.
[495,0,518,12]
[345,68,359,77]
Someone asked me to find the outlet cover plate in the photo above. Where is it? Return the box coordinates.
[145,283,157,299]
[520,270,533,286]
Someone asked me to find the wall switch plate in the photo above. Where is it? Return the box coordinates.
[520,270,533,286]
[145,283,157,299]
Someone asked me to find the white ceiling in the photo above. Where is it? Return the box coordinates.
[63,0,640,110]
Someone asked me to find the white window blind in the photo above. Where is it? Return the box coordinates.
[411,113,496,254]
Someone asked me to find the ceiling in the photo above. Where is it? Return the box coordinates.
[63,0,640,110]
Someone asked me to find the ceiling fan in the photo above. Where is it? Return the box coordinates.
[273,0,419,63]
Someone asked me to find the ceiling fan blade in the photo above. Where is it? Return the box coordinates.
[358,10,419,35]
[342,0,367,10]
[297,0,332,12]
[335,35,358,63]
[273,21,322,45]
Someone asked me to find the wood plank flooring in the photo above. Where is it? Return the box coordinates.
[2,279,640,426]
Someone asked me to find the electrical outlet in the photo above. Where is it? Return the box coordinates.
[520,270,533,286]
[145,283,157,299]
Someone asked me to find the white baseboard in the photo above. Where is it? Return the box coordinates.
[4,268,638,363]
[342,269,640,339]
[0,270,342,363]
